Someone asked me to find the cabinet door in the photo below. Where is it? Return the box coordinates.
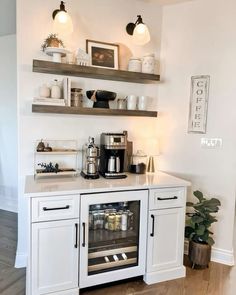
[32,219,79,295]
[147,208,185,272]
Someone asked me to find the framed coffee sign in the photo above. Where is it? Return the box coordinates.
[188,75,210,134]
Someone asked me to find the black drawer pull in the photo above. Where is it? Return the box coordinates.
[74,223,78,248]
[82,222,86,247]
[157,196,178,201]
[43,205,70,211]
[151,214,155,237]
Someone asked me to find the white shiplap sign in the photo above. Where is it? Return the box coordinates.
[188,75,210,134]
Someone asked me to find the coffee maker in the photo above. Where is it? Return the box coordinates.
[81,137,100,179]
[99,132,127,179]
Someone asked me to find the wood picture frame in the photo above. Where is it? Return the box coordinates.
[86,40,119,70]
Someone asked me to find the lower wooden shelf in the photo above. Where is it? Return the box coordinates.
[32,104,158,118]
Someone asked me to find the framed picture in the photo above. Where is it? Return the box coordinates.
[188,75,210,134]
[86,40,119,69]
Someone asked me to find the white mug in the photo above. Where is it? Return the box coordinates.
[127,95,137,110]
[138,96,148,111]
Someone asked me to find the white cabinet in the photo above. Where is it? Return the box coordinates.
[144,187,186,285]
[31,219,79,295]
[146,208,184,272]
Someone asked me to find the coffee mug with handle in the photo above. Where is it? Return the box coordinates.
[127,95,137,110]
[138,95,148,111]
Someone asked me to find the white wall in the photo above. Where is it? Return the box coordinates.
[0,34,17,212]
[159,0,236,262]
[16,0,163,265]
[0,0,16,36]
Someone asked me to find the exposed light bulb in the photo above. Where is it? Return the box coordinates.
[53,11,73,36]
[56,11,68,23]
[133,23,150,46]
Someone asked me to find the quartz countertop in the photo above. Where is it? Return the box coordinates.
[24,172,191,198]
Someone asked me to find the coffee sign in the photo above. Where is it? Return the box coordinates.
[188,75,210,134]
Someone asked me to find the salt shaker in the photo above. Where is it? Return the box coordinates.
[142,54,155,74]
[51,80,61,99]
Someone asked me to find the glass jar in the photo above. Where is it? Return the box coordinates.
[71,88,83,107]
[128,57,142,72]
[142,54,155,74]
[130,150,147,174]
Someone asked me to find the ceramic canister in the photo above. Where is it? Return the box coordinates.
[142,54,155,74]
[128,57,142,72]
[51,80,61,99]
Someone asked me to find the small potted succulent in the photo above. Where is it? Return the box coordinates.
[185,190,221,268]
[41,33,64,52]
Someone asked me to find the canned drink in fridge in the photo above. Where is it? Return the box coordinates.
[121,212,128,231]
[104,210,110,230]
[115,213,122,231]
[97,211,105,229]
[108,213,116,231]
[128,211,134,230]
[92,212,99,230]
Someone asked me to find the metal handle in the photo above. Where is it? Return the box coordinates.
[157,196,178,201]
[82,222,86,247]
[74,223,78,248]
[43,205,70,211]
[150,214,155,237]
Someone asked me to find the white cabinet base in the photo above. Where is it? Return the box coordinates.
[144,266,186,285]
[46,288,80,295]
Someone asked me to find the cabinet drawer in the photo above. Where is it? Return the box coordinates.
[149,188,185,210]
[32,195,79,222]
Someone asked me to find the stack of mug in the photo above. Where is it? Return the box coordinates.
[117,95,148,111]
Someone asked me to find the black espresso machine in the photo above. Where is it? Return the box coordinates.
[99,132,128,179]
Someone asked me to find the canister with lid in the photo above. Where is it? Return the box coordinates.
[142,53,155,74]
[128,57,142,72]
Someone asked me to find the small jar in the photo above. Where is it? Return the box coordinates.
[142,54,155,74]
[71,88,83,107]
[39,84,50,98]
[130,150,147,174]
[128,57,142,72]
[51,80,61,99]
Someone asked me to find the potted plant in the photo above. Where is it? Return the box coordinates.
[41,33,64,51]
[185,190,221,268]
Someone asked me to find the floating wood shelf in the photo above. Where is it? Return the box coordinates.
[32,104,158,118]
[33,60,160,84]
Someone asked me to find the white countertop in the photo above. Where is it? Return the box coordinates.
[24,172,191,198]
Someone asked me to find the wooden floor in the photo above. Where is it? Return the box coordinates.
[0,210,26,295]
[0,209,235,295]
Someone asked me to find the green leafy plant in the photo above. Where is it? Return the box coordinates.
[185,190,221,246]
[41,34,64,51]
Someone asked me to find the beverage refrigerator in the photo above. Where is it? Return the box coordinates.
[79,190,148,288]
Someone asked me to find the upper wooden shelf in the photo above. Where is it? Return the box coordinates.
[33,60,160,84]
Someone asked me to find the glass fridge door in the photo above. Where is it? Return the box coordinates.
[80,190,148,289]
[87,201,140,275]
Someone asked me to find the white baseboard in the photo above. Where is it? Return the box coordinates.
[184,240,235,266]
[144,266,186,285]
[15,252,27,268]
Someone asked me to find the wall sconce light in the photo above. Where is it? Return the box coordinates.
[126,15,150,46]
[52,1,73,35]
